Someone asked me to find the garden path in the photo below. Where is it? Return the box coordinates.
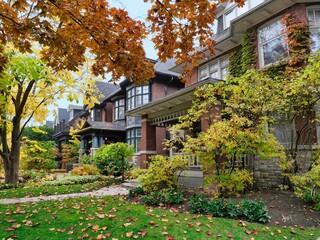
[0,185,129,204]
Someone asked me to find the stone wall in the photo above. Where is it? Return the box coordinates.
[252,149,314,188]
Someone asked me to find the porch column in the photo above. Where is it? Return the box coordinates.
[140,114,156,168]
[91,135,99,157]
[79,138,86,163]
[99,136,104,146]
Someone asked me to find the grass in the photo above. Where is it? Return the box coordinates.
[0,196,319,240]
[0,181,109,199]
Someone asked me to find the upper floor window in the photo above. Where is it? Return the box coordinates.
[198,57,229,81]
[114,99,125,121]
[91,108,102,122]
[214,0,265,33]
[258,18,288,67]
[127,85,150,111]
[307,6,320,53]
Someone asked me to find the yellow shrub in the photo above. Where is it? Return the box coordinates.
[71,164,100,176]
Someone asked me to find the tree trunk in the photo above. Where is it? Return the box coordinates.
[3,117,21,183]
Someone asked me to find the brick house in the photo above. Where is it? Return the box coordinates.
[127,0,320,187]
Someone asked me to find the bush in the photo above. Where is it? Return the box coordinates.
[290,158,320,210]
[36,175,109,187]
[93,143,134,180]
[240,199,271,223]
[134,155,188,193]
[81,154,94,165]
[129,186,145,198]
[141,189,184,205]
[216,169,253,197]
[188,194,209,213]
[20,140,58,171]
[61,143,80,164]
[188,195,270,223]
[71,164,100,176]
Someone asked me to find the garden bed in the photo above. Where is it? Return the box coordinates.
[127,188,320,228]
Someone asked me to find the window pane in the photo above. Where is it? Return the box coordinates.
[262,36,288,65]
[143,85,149,93]
[119,106,125,119]
[209,62,218,72]
[199,67,208,80]
[221,67,229,80]
[259,20,283,43]
[136,138,141,152]
[136,86,142,94]
[142,94,149,104]
[136,128,141,137]
[119,99,125,105]
[136,95,142,107]
[115,108,118,120]
[311,30,320,53]
[225,8,236,29]
[217,15,224,34]
[210,71,219,79]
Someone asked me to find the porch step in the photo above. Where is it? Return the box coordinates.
[122,180,140,189]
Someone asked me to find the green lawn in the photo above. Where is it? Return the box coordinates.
[0,196,319,240]
[0,181,109,199]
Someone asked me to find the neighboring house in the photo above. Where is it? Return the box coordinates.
[127,0,320,188]
[53,105,83,149]
[77,59,184,160]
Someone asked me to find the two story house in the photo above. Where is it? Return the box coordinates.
[127,0,320,188]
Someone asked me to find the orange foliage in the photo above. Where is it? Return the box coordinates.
[0,0,245,82]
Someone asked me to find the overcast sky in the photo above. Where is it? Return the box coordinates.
[46,0,157,122]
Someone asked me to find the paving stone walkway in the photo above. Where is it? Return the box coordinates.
[0,185,129,205]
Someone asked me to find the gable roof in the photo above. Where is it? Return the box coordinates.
[95,81,119,102]
[154,58,179,77]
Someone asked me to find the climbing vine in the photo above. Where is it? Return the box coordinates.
[229,29,256,77]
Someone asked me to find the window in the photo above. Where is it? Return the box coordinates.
[258,18,288,67]
[127,128,141,152]
[114,99,125,121]
[198,56,229,81]
[307,6,320,53]
[91,109,102,121]
[215,0,265,33]
[127,85,150,111]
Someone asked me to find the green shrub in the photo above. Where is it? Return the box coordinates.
[81,154,94,165]
[240,199,271,223]
[71,164,100,176]
[216,169,253,197]
[141,189,184,205]
[142,191,166,205]
[36,175,109,187]
[20,140,58,171]
[290,158,320,210]
[93,143,134,180]
[129,186,145,198]
[188,194,209,213]
[188,195,270,223]
[134,155,188,193]
[164,189,184,204]
[61,143,80,164]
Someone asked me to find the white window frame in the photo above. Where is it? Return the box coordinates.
[126,85,150,111]
[307,5,320,53]
[258,17,288,67]
[215,0,265,32]
[198,56,229,81]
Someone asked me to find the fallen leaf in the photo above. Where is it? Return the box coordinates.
[92,225,99,232]
[206,231,212,236]
[165,236,174,240]
[290,229,297,234]
[245,229,251,235]
[126,232,133,238]
[97,214,105,219]
[124,223,132,227]
[253,229,258,235]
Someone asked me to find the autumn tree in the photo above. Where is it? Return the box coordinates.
[0,0,244,183]
[0,50,79,183]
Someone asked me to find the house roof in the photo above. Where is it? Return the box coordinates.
[154,58,179,77]
[95,81,119,102]
[76,120,126,134]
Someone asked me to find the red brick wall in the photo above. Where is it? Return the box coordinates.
[185,69,198,87]
[156,127,167,155]
[151,82,180,101]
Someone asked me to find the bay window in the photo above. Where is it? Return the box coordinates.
[258,18,288,67]
[127,85,150,111]
[307,6,320,53]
